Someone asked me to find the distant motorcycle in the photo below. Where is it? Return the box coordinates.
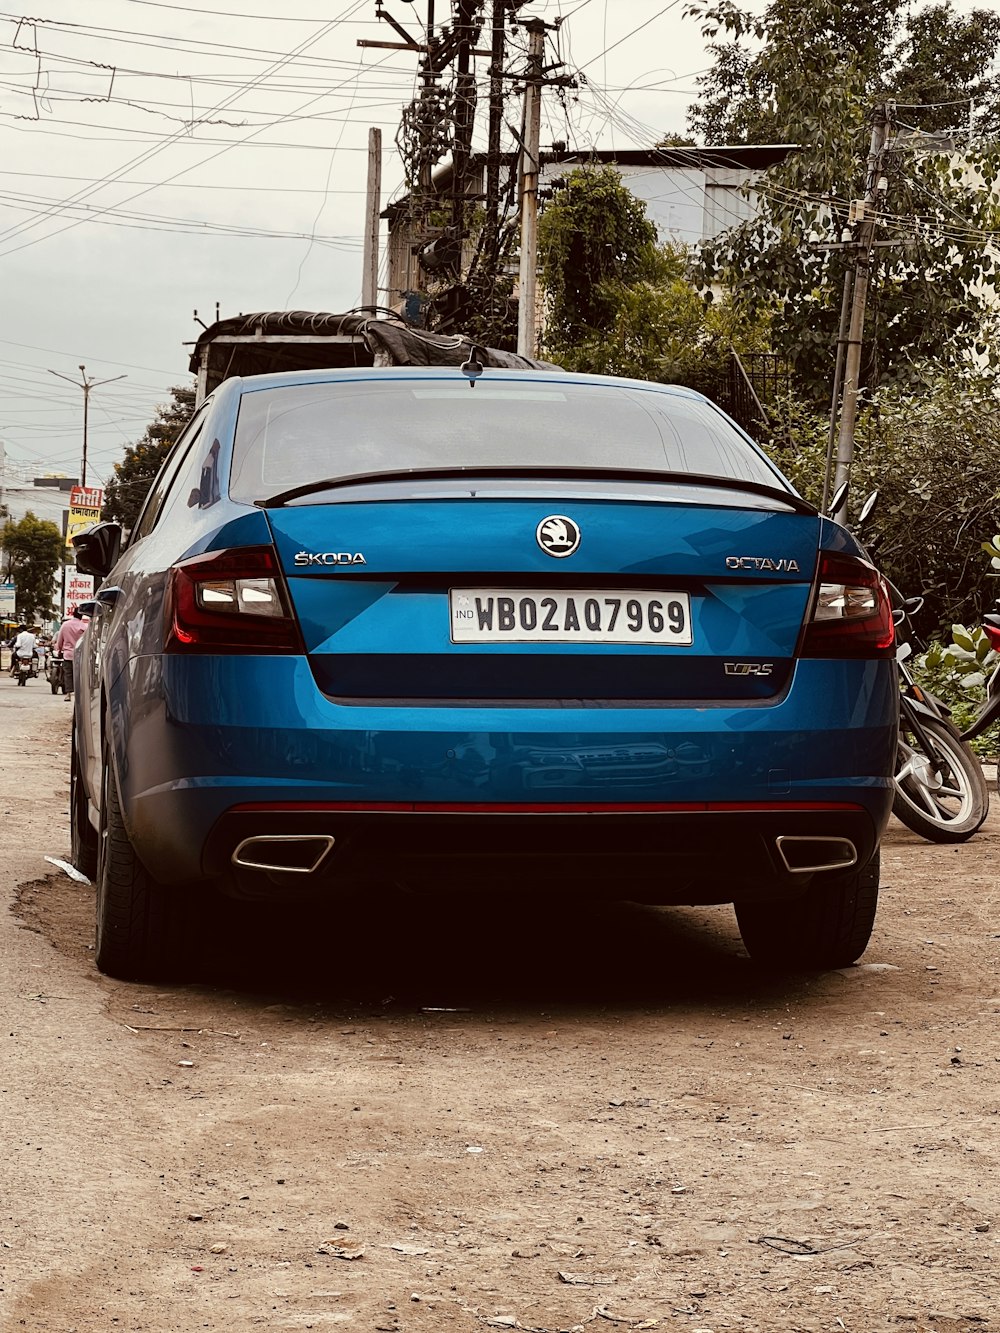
[14,652,35,686]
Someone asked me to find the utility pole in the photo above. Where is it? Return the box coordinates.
[480,0,507,283]
[362,127,382,308]
[48,365,126,488]
[363,1,484,315]
[516,17,545,357]
[829,102,894,524]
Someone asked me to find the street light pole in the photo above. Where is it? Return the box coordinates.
[48,364,126,487]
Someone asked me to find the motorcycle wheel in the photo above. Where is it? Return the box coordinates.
[893,715,989,843]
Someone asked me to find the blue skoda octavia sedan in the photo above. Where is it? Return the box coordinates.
[71,366,898,981]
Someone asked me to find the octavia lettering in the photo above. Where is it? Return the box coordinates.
[294,551,367,567]
[725,556,800,572]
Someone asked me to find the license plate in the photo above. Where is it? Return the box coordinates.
[449,589,693,645]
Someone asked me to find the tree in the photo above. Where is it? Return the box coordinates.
[684,0,1000,395]
[537,164,768,387]
[1,511,66,622]
[538,166,663,363]
[762,378,1000,631]
[102,385,196,530]
[687,1,1000,147]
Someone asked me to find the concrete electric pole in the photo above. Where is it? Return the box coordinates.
[516,17,545,358]
[362,127,383,309]
[829,102,895,524]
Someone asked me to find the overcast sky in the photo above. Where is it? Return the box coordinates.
[0,0,718,489]
[0,0,984,491]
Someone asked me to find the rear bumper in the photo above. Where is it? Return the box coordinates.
[203,803,882,904]
[111,654,897,890]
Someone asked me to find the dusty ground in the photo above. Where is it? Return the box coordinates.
[1,665,998,1333]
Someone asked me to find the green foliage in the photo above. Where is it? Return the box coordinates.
[687,0,1000,144]
[981,532,1000,574]
[761,375,1000,630]
[684,0,1000,396]
[0,511,66,621]
[103,385,196,530]
[536,164,769,385]
[538,166,662,358]
[915,626,1000,755]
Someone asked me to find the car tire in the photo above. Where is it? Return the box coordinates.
[70,729,99,880]
[94,741,189,982]
[734,851,880,970]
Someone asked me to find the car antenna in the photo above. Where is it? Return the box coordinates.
[460,346,485,388]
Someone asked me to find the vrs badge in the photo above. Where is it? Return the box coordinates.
[724,662,774,676]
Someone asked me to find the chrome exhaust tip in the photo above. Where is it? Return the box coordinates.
[231,835,335,875]
[775,836,857,875]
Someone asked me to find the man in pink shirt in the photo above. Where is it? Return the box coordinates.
[52,606,89,698]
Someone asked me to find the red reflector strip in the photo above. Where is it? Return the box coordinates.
[229,800,866,815]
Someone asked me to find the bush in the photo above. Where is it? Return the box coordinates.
[914,626,1000,756]
[761,376,1000,633]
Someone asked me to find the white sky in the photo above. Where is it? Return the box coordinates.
[0,0,985,488]
[0,0,715,488]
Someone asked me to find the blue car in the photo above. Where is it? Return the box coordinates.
[71,366,897,980]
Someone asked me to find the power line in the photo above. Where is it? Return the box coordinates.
[123,0,357,20]
[576,0,685,71]
[0,5,363,253]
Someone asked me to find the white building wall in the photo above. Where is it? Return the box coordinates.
[4,481,72,530]
[537,162,762,249]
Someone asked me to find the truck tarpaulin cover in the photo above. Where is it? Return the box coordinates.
[188,310,555,392]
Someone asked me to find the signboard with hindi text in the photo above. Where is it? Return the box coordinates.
[64,572,95,619]
[66,484,104,550]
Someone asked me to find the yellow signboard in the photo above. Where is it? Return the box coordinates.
[66,485,104,550]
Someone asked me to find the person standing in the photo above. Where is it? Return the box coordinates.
[52,607,88,698]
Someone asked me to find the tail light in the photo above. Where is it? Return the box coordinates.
[164,546,302,653]
[983,616,1000,651]
[799,551,895,659]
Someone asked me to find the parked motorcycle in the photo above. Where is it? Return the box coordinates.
[47,652,67,695]
[890,588,989,843]
[958,609,1000,786]
[847,488,989,843]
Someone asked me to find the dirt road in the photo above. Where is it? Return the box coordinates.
[1,669,997,1332]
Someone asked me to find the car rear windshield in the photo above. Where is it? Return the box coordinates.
[229,377,787,501]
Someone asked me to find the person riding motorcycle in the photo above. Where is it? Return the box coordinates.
[11,624,37,679]
[52,606,89,697]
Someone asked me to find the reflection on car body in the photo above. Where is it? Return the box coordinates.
[70,366,898,981]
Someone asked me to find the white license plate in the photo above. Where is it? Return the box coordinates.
[449,589,693,645]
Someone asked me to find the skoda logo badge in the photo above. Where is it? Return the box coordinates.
[536,514,581,558]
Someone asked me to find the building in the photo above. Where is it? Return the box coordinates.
[2,473,78,530]
[0,467,79,630]
[383,144,796,312]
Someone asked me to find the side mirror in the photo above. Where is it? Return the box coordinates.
[856,490,879,528]
[72,521,123,579]
[826,480,849,520]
